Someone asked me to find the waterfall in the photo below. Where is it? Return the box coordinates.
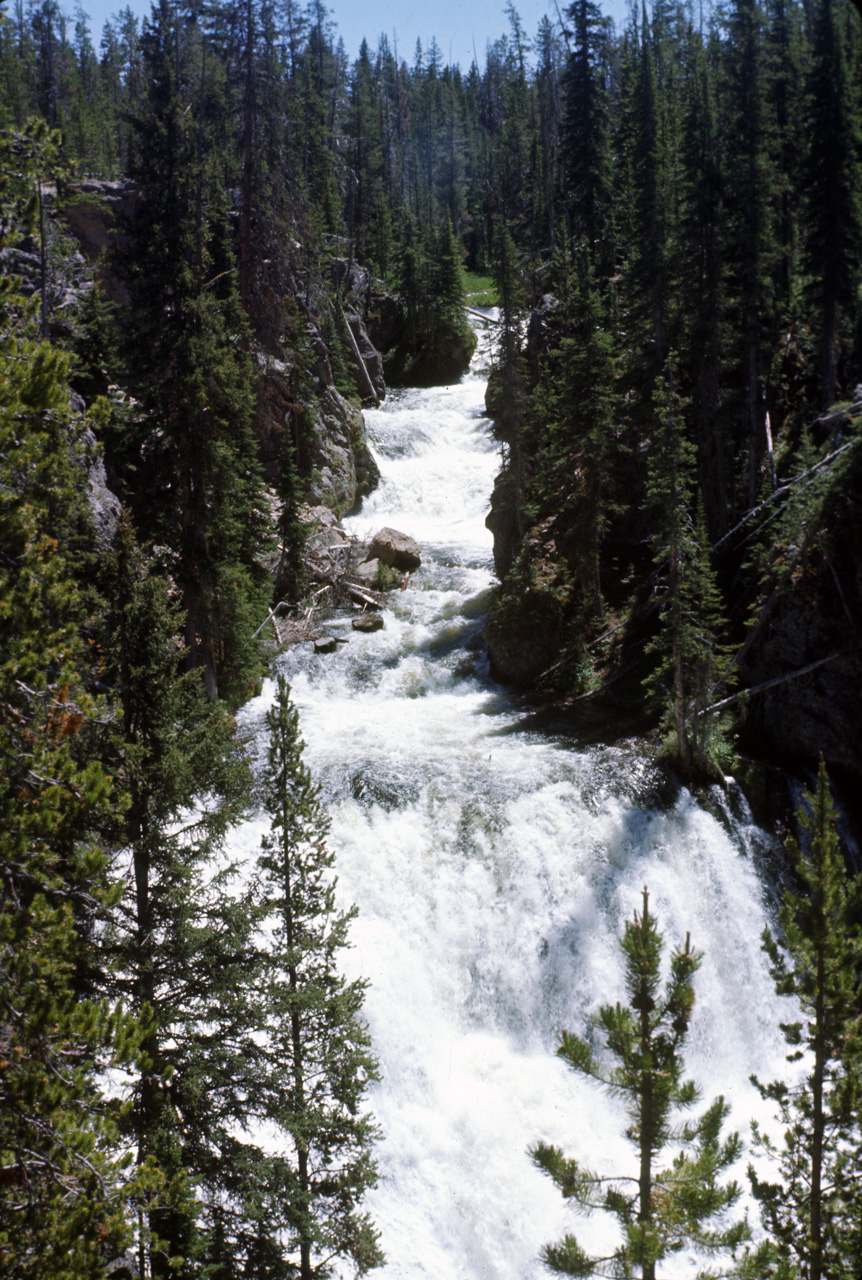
[231,321,792,1277]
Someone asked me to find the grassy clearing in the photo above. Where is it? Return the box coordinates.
[463,271,497,307]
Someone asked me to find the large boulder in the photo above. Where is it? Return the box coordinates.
[366,528,421,572]
[314,635,340,655]
[352,612,384,633]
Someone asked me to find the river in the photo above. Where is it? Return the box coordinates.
[234,321,792,1277]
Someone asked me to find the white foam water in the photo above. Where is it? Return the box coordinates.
[232,320,794,1277]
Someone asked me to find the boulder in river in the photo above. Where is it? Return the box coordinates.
[353,557,381,586]
[366,527,421,572]
[314,635,340,655]
[352,613,385,633]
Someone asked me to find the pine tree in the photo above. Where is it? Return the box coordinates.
[533,242,619,622]
[531,888,748,1279]
[0,146,142,1276]
[719,0,776,511]
[491,221,528,445]
[802,0,862,408]
[562,0,611,269]
[679,24,728,542]
[99,519,267,1278]
[744,761,862,1280]
[644,355,731,775]
[118,0,271,702]
[256,675,383,1279]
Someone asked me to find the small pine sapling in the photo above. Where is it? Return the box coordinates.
[743,761,862,1280]
[531,888,748,1279]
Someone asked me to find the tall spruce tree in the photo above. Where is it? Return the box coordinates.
[0,137,143,1276]
[562,0,611,269]
[100,519,270,1278]
[719,0,776,512]
[679,25,728,542]
[534,242,619,622]
[802,0,862,408]
[531,889,748,1279]
[742,761,862,1280]
[256,674,383,1280]
[119,0,271,703]
[644,355,730,775]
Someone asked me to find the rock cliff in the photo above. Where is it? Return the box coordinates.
[60,180,383,519]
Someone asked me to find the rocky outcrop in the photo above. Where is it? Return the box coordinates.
[376,298,477,388]
[366,528,422,572]
[1,237,91,342]
[84,428,121,547]
[364,293,403,357]
[302,506,354,583]
[485,606,561,684]
[60,183,383,522]
[740,627,862,776]
[387,322,477,387]
[734,403,862,776]
[308,385,380,513]
[485,468,522,580]
[345,308,386,401]
[62,179,140,306]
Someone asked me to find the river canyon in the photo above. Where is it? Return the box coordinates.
[232,320,795,1278]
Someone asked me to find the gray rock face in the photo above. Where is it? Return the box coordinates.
[366,528,422,572]
[353,557,381,585]
[0,246,42,294]
[740,584,862,775]
[63,179,141,306]
[384,319,478,388]
[484,608,560,685]
[346,308,386,400]
[485,468,521,580]
[85,441,122,547]
[308,386,381,513]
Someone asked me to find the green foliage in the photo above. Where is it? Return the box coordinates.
[531,889,748,1279]
[387,211,474,384]
[255,675,383,1278]
[744,761,862,1280]
[276,420,310,604]
[116,0,272,702]
[562,0,612,267]
[802,0,862,407]
[530,243,620,619]
[644,356,732,776]
[322,306,358,401]
[98,517,271,1277]
[463,270,497,306]
[0,231,143,1276]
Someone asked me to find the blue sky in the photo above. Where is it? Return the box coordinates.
[76,0,632,64]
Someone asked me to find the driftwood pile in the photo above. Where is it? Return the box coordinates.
[265,509,423,653]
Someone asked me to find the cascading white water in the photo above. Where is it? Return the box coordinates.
[233,322,794,1277]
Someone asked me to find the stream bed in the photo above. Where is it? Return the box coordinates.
[232,322,791,1277]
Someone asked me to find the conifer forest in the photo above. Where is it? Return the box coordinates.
[2,0,862,1276]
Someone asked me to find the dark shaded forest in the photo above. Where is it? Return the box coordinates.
[2,0,862,1275]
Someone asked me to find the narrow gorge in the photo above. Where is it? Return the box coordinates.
[232,321,793,1278]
